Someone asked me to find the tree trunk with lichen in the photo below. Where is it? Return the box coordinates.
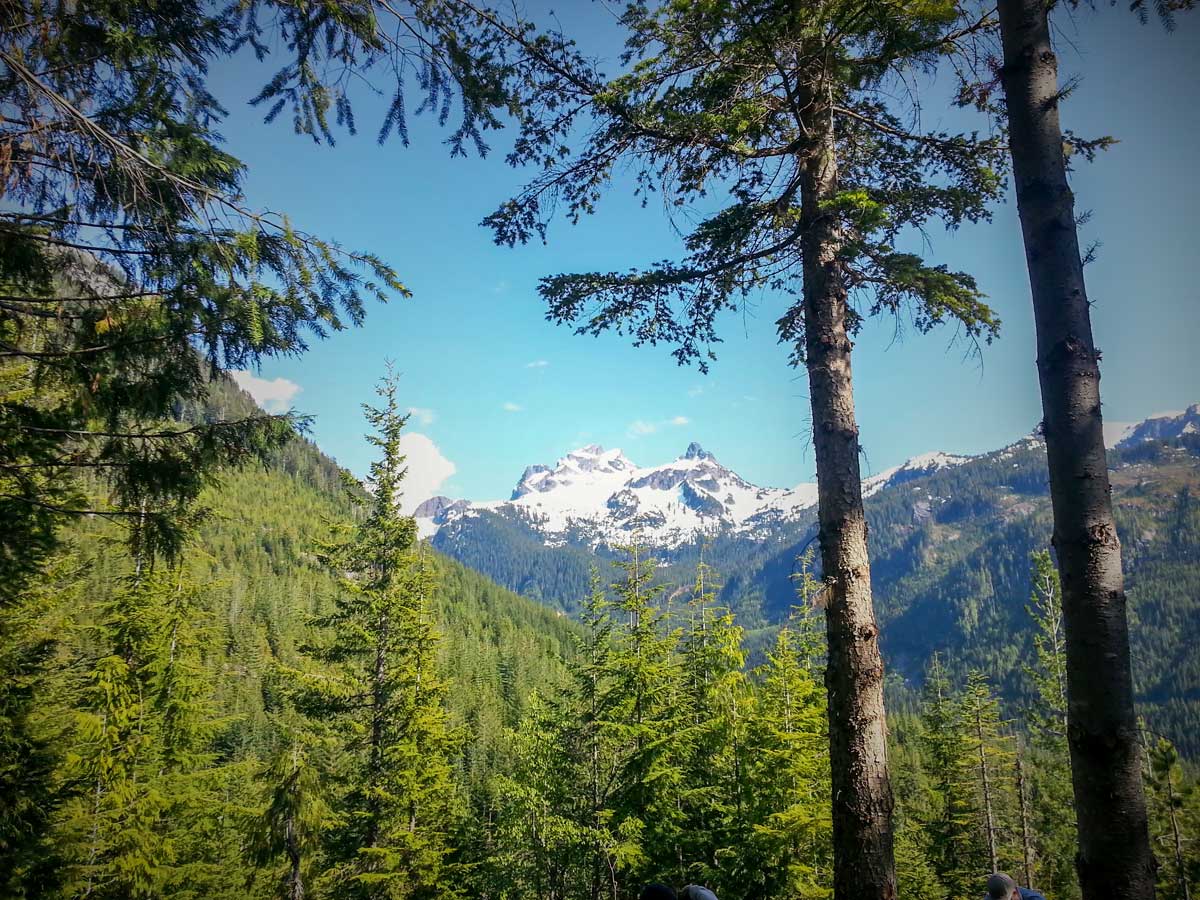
[996,1,1155,897]
[799,92,897,900]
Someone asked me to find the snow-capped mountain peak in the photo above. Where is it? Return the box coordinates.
[416,404,1197,546]
[862,450,972,497]
[418,441,828,545]
[510,444,635,501]
[417,436,986,547]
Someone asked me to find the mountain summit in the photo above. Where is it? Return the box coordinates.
[416,405,1196,549]
[414,439,969,547]
[416,440,819,545]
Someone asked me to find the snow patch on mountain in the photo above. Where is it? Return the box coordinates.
[863,450,972,496]
[413,404,1195,550]
[416,442,959,548]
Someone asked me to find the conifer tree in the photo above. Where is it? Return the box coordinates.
[1145,738,1194,900]
[1025,551,1068,737]
[573,569,622,900]
[961,671,1018,875]
[675,557,747,889]
[0,0,560,591]
[0,546,80,896]
[296,371,460,899]
[485,5,1007,893]
[889,717,948,900]
[920,655,985,899]
[492,691,597,899]
[604,538,683,888]
[741,610,833,900]
[1015,752,1036,890]
[56,566,222,899]
[249,721,337,900]
[1023,552,1080,900]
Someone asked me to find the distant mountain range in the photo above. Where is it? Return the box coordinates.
[415,439,975,548]
[416,406,1200,754]
[417,406,1199,551]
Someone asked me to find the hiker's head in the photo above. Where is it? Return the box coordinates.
[680,886,719,900]
[640,885,677,900]
[986,873,1019,900]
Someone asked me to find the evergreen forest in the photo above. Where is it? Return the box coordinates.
[2,0,1197,899]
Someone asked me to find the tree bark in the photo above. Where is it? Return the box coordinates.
[286,811,305,900]
[799,98,897,900]
[1164,761,1191,900]
[977,707,999,872]
[1017,754,1035,889]
[996,1,1156,897]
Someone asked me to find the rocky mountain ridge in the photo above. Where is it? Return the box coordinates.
[419,407,1200,553]
[1115,404,1200,447]
[415,438,976,548]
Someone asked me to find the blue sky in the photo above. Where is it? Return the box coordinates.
[214,5,1199,507]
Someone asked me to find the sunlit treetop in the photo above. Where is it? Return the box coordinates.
[485,0,1009,371]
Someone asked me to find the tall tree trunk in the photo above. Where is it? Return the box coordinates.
[1164,763,1191,900]
[286,811,305,900]
[996,2,1156,897]
[800,97,897,900]
[976,707,999,872]
[366,614,389,850]
[1017,754,1035,889]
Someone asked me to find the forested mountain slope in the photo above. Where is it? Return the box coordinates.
[430,427,1200,754]
[72,376,579,782]
[13,372,1197,898]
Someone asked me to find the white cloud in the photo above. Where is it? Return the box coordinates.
[687,385,705,397]
[407,406,435,426]
[230,370,301,414]
[668,415,690,426]
[502,401,524,413]
[397,433,456,514]
[525,359,550,369]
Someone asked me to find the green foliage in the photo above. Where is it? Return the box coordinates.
[1144,738,1198,900]
[248,732,337,900]
[50,566,238,900]
[0,0,566,574]
[0,368,581,898]
[486,0,1006,371]
[1018,552,1079,900]
[1024,551,1068,738]
[4,372,1200,900]
[284,373,461,899]
[434,433,1200,759]
[919,655,987,897]
[0,550,81,896]
[485,550,836,899]
[737,613,832,899]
